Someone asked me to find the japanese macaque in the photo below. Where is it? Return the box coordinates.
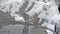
[33,17,40,29]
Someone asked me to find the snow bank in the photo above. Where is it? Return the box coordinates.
[14,14,25,22]
[46,30,53,34]
[0,0,25,22]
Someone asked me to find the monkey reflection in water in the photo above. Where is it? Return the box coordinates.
[22,13,29,34]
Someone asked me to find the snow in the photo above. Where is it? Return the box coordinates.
[42,22,55,31]
[0,0,25,22]
[27,1,45,17]
[14,16,25,22]
[46,30,53,34]
[0,0,23,4]
[0,0,24,13]
[0,0,60,34]
[27,0,60,32]
[27,0,60,34]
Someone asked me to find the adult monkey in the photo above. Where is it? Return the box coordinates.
[20,0,36,34]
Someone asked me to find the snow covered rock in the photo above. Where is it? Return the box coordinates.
[27,1,45,17]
